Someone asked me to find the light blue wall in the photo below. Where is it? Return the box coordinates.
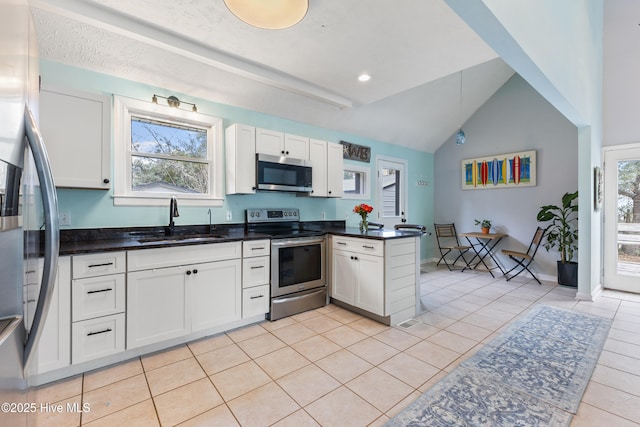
[41,60,434,259]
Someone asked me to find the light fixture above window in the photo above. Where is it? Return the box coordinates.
[152,94,197,113]
[456,71,465,145]
[223,0,308,30]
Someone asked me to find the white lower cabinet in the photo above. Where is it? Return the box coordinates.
[241,240,270,319]
[29,257,71,375]
[127,266,188,349]
[242,285,270,318]
[71,252,126,364]
[332,246,384,316]
[190,259,242,332]
[71,313,125,364]
[331,235,418,324]
[127,243,243,349]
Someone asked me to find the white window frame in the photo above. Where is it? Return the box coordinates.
[342,163,371,200]
[113,95,224,206]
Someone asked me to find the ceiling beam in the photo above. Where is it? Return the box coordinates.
[31,0,353,108]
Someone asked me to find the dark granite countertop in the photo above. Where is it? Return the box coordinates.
[55,221,424,256]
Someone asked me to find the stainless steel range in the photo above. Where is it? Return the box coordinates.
[246,208,327,321]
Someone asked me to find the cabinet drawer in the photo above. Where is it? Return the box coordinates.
[72,313,125,364]
[332,236,384,257]
[72,274,125,322]
[128,242,242,271]
[242,256,270,288]
[73,252,126,279]
[242,285,270,318]
[243,240,270,257]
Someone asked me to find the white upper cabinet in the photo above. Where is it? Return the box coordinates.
[326,142,344,198]
[256,128,309,159]
[225,123,256,194]
[40,87,111,189]
[309,139,328,197]
[283,133,309,159]
[309,139,343,198]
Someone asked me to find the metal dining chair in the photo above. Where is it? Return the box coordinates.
[501,226,549,284]
[433,223,471,271]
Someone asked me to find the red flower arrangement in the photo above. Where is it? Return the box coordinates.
[353,203,373,220]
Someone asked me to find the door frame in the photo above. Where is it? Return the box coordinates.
[375,155,408,229]
[603,143,640,292]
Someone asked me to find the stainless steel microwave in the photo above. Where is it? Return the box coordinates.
[256,153,312,192]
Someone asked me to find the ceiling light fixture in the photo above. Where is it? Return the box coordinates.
[456,71,465,146]
[358,73,372,82]
[152,94,197,113]
[223,0,308,30]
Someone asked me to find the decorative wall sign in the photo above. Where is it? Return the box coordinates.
[461,150,536,190]
[340,140,371,163]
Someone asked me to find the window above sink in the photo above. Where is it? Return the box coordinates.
[112,95,224,207]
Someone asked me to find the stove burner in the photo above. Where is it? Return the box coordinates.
[245,208,324,239]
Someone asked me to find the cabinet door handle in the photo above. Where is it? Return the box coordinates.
[251,247,265,251]
[337,242,347,246]
[186,270,192,275]
[285,150,289,155]
[250,295,264,299]
[328,190,332,194]
[193,269,198,274]
[250,265,265,269]
[87,328,112,336]
[88,262,114,268]
[362,245,375,249]
[103,178,110,184]
[281,150,285,154]
[87,288,113,294]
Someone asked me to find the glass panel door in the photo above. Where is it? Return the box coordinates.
[604,146,640,293]
[376,157,407,229]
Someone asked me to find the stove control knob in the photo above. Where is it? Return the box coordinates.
[256,212,260,217]
[250,212,254,217]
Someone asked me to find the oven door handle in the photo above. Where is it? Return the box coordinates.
[271,236,325,247]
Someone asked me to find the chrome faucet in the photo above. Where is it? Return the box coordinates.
[167,196,179,235]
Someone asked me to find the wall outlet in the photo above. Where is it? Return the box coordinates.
[226,211,232,221]
[321,211,326,220]
[59,211,71,226]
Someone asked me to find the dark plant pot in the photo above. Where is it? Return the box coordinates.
[557,261,578,287]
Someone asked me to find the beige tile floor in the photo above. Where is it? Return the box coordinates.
[31,263,640,426]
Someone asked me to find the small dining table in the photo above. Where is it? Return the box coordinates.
[459,232,508,277]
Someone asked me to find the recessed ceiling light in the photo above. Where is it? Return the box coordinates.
[358,73,372,82]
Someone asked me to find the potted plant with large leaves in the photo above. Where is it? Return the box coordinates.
[537,191,578,287]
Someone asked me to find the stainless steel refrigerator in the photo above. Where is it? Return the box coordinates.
[0,0,60,424]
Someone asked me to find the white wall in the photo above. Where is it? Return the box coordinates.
[434,74,578,278]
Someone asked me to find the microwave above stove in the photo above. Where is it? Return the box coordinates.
[256,153,312,193]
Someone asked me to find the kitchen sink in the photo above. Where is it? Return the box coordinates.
[137,234,225,244]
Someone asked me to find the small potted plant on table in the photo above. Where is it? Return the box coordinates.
[474,219,492,234]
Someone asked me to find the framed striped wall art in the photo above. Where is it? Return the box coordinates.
[461,150,536,190]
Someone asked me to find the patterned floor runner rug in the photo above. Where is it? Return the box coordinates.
[386,304,612,427]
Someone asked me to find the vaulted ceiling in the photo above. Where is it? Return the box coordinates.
[31,0,515,153]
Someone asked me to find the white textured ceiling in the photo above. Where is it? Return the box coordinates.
[30,0,515,153]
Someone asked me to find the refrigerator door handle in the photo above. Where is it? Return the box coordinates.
[22,105,60,371]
